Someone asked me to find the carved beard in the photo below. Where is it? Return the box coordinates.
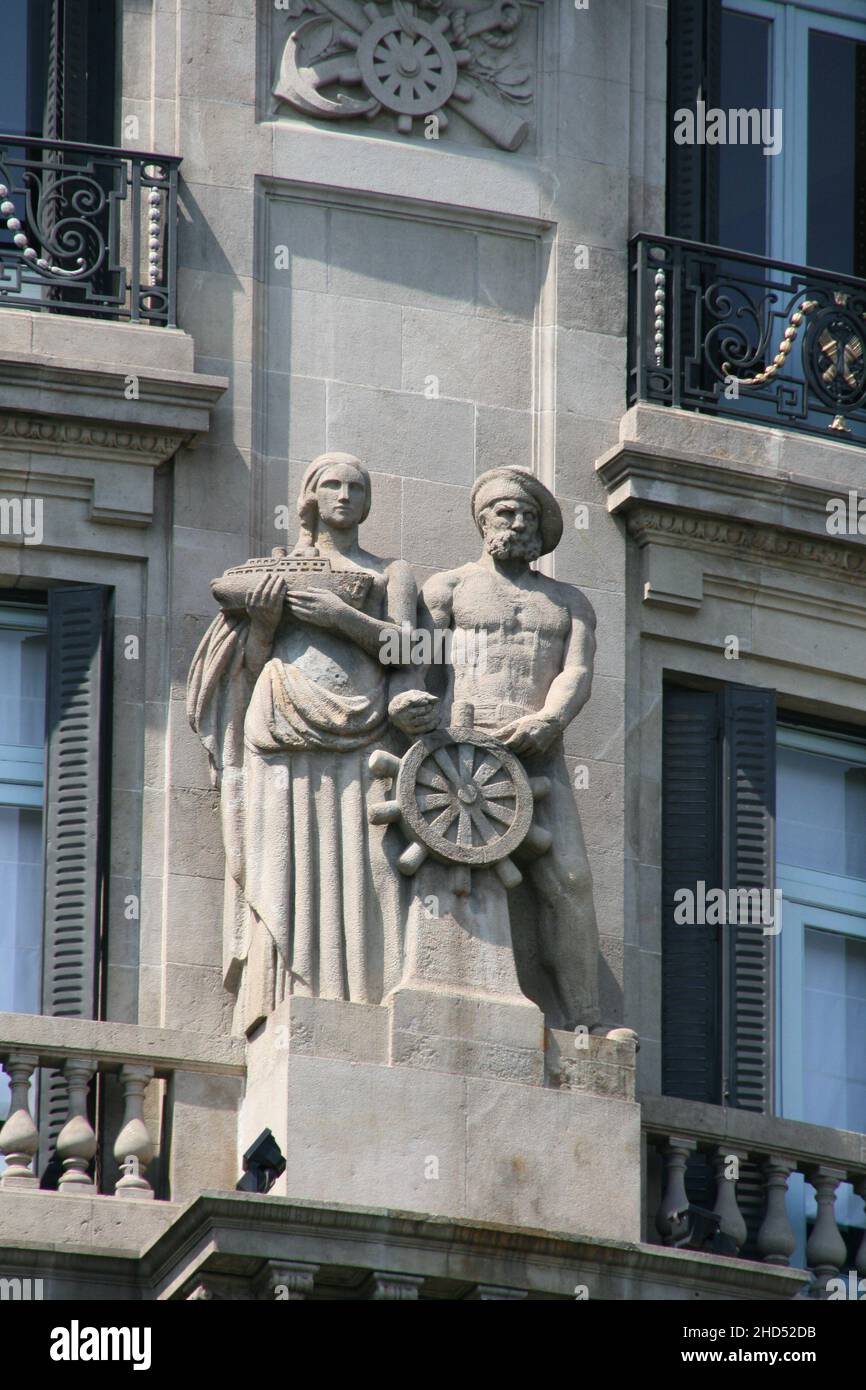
[484,529,543,562]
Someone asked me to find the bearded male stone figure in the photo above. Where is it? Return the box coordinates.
[395,467,601,1030]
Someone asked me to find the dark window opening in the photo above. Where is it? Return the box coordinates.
[0,1,116,145]
[718,10,771,256]
[807,29,866,279]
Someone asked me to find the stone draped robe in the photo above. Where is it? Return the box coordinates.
[187,608,406,1034]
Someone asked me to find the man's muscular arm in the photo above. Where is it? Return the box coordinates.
[537,589,596,731]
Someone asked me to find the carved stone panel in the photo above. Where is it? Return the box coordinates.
[267,1,543,152]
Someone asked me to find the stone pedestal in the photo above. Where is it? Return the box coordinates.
[240,994,641,1242]
[388,869,546,1085]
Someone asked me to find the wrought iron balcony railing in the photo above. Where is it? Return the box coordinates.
[0,135,179,327]
[629,233,866,447]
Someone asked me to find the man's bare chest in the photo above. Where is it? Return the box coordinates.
[452,574,569,643]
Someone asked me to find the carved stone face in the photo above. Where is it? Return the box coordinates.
[314,462,367,530]
[479,497,543,562]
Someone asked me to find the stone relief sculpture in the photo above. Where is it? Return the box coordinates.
[273,0,535,150]
[380,467,601,1030]
[188,456,603,1041]
[187,453,433,1035]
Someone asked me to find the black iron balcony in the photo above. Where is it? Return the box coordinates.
[0,135,179,327]
[629,233,866,448]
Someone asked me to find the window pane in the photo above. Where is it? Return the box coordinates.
[803,928,866,1135]
[0,1,31,136]
[807,30,866,278]
[0,804,42,1124]
[718,10,771,256]
[0,805,43,1014]
[0,628,47,748]
[0,0,48,139]
[777,744,866,880]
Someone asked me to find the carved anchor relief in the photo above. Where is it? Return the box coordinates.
[274,0,535,150]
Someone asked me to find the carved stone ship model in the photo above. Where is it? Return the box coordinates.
[211,546,374,615]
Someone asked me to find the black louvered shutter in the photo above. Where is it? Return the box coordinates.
[722,683,776,1112]
[661,686,723,1103]
[667,0,722,241]
[58,0,90,144]
[38,585,112,1177]
[35,2,117,312]
[662,681,776,1113]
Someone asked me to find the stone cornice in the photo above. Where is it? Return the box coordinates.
[0,412,187,466]
[625,505,866,586]
[0,346,228,524]
[140,1192,806,1301]
[596,438,863,544]
[0,1189,806,1300]
[0,352,227,449]
[596,408,866,605]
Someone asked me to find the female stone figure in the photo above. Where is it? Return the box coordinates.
[187,453,433,1035]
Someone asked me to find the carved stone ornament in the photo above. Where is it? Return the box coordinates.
[188,452,422,1036]
[188,456,604,1035]
[274,0,535,150]
[368,721,552,895]
[626,505,866,583]
[212,550,373,615]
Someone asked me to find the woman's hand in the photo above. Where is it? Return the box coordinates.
[286,586,353,632]
[388,690,441,736]
[246,574,286,636]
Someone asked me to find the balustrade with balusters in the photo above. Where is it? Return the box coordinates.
[644,1097,866,1295]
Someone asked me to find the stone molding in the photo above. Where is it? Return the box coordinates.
[597,412,866,608]
[0,1190,809,1300]
[625,505,866,587]
[0,1010,245,1077]
[0,349,226,438]
[0,349,227,525]
[597,437,866,544]
[146,1192,807,1302]
[0,413,187,466]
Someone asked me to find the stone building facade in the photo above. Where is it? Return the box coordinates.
[0,0,863,1301]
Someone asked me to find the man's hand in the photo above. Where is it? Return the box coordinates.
[389,690,440,736]
[495,713,561,757]
[246,574,286,636]
[286,586,353,632]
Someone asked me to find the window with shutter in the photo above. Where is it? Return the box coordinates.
[670,1,866,275]
[722,684,776,1112]
[662,680,776,1252]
